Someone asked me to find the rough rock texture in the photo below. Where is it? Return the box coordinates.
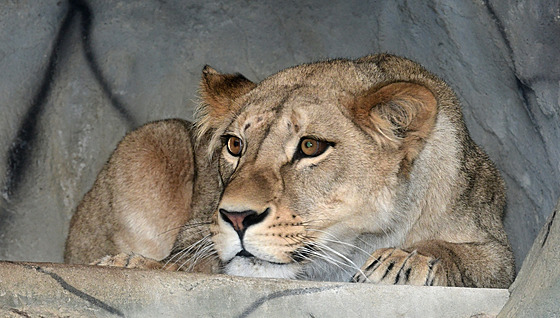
[0,262,509,317]
[0,0,558,274]
[498,199,560,317]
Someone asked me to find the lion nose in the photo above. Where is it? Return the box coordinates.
[219,208,270,236]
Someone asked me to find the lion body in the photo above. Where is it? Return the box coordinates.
[65,54,514,287]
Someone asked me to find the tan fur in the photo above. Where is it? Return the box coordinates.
[65,119,196,264]
[65,54,514,288]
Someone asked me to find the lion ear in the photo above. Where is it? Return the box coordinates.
[349,82,438,172]
[197,65,256,129]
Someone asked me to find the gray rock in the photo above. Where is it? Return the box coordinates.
[498,199,560,317]
[485,0,560,273]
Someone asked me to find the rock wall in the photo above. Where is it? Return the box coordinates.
[0,0,559,271]
[499,199,560,317]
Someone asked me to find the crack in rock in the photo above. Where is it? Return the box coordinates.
[237,285,344,318]
[21,264,124,317]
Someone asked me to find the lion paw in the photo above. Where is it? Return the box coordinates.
[352,248,441,286]
[91,253,177,270]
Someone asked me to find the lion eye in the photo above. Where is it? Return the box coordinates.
[299,138,329,157]
[226,136,243,157]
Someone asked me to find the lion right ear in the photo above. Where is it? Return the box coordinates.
[197,65,256,131]
[348,81,438,174]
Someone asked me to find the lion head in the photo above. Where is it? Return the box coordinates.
[195,54,442,281]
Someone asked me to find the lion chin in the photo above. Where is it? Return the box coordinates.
[224,256,300,279]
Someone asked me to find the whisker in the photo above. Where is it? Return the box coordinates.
[293,233,365,277]
[313,241,366,278]
[181,241,214,268]
[305,249,350,273]
[316,237,371,258]
[184,249,218,272]
[298,219,331,227]
[304,228,372,257]
[354,235,375,250]
[157,219,212,237]
[164,234,212,269]
[157,225,184,236]
[176,236,215,271]
[168,234,209,261]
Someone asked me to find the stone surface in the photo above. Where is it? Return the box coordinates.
[0,0,558,275]
[0,261,509,317]
[498,199,560,317]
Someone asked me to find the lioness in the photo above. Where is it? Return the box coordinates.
[65,54,515,287]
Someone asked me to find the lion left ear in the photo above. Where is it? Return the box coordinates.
[197,65,256,131]
[349,82,438,173]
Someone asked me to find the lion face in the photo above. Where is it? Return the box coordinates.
[211,90,399,280]
[196,57,437,280]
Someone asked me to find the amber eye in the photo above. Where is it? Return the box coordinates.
[299,138,329,157]
[226,136,243,157]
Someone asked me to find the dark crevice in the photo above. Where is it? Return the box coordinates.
[74,0,137,126]
[487,0,559,180]
[482,0,548,127]
[481,1,535,119]
[3,1,75,199]
[3,0,136,200]
[23,264,124,317]
[541,209,557,248]
[481,0,513,63]
[237,285,343,318]
[482,1,557,226]
[9,309,31,318]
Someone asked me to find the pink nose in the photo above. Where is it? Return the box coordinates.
[219,208,270,235]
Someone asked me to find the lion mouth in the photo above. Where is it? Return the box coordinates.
[232,250,289,266]
[235,249,255,258]
[224,254,300,279]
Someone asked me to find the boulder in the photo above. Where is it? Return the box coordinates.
[498,199,560,317]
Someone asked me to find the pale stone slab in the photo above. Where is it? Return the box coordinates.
[0,261,509,318]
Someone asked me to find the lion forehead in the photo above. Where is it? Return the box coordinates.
[238,87,346,136]
[233,111,275,133]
